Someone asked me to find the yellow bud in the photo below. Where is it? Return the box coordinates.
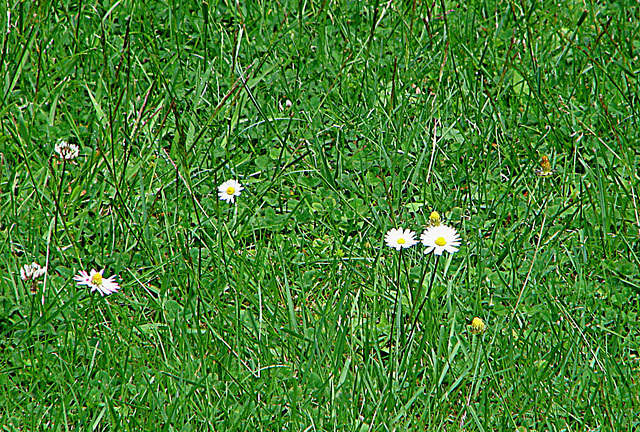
[470,317,486,334]
[429,211,441,226]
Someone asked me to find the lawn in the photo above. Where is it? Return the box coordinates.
[1,0,639,430]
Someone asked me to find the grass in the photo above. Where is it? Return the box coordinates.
[1,0,640,430]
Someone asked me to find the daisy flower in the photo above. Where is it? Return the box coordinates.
[54,140,80,160]
[218,179,244,204]
[74,269,121,296]
[384,227,418,251]
[470,317,487,335]
[421,224,461,255]
[20,262,46,281]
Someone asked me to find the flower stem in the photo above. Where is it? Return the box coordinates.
[408,253,432,320]
[73,291,95,364]
[403,254,440,352]
[391,249,403,347]
[53,159,67,233]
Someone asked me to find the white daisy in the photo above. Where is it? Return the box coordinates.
[384,227,418,251]
[54,140,79,160]
[218,179,244,203]
[74,269,121,296]
[20,262,46,281]
[421,224,461,255]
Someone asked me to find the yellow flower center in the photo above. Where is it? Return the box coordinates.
[435,237,447,246]
[397,238,406,245]
[226,186,236,195]
[91,273,103,285]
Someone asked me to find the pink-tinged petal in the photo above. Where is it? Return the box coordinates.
[101,282,120,295]
[95,285,109,296]
[75,268,121,296]
[74,270,91,285]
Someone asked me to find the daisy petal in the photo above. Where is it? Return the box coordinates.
[218,179,244,204]
[384,227,418,250]
[421,224,462,255]
[74,268,121,296]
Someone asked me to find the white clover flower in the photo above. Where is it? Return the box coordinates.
[218,179,244,204]
[384,227,418,251]
[20,262,46,281]
[421,224,461,255]
[74,269,121,296]
[54,140,79,160]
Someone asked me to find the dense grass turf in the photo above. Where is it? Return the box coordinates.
[2,0,640,430]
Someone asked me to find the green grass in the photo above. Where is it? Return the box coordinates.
[2,0,640,430]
